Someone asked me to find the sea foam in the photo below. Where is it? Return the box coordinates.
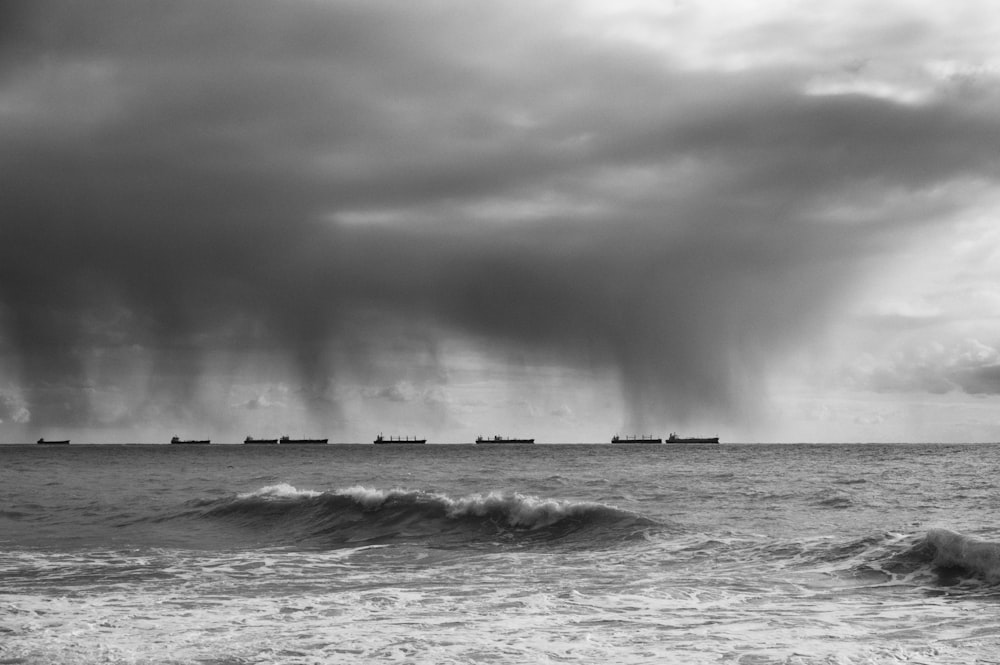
[237,483,322,500]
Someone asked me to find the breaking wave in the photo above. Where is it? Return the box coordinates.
[175,484,660,550]
[825,528,1000,592]
[921,528,1000,585]
[682,528,1000,594]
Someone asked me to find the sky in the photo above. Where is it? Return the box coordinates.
[1,0,1000,443]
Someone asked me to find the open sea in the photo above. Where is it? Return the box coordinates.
[2,442,1000,664]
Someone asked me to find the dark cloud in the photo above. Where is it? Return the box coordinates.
[953,365,1000,395]
[2,1,1000,435]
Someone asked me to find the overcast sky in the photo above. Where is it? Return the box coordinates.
[2,0,999,443]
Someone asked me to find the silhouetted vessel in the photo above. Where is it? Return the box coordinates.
[374,434,426,444]
[171,436,210,445]
[667,433,720,444]
[475,435,535,444]
[36,438,70,445]
[612,435,662,444]
[279,436,328,444]
[244,436,278,444]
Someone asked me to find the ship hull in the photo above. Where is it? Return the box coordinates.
[475,438,535,444]
[279,438,328,444]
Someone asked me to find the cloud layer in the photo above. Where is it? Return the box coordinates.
[2,0,1000,438]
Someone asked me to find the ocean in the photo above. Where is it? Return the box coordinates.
[2,442,999,664]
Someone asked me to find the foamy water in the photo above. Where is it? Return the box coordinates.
[2,443,1000,664]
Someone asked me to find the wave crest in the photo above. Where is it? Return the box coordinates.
[924,528,1000,584]
[846,529,1000,590]
[192,485,658,550]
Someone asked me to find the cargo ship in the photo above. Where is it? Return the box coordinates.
[666,433,720,444]
[611,435,662,443]
[244,436,279,444]
[475,435,535,444]
[279,436,328,444]
[36,438,70,445]
[170,436,210,445]
[374,434,426,444]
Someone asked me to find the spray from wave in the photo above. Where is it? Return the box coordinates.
[177,484,660,551]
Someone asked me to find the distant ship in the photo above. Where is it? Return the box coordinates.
[374,434,426,444]
[611,435,662,444]
[666,433,720,444]
[36,438,70,445]
[170,436,210,445]
[244,436,278,444]
[475,436,535,444]
[279,436,328,444]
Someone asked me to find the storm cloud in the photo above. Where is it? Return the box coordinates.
[2,0,1000,438]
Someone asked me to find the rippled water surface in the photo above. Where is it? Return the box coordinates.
[2,443,999,664]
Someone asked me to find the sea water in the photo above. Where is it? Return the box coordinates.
[2,443,999,664]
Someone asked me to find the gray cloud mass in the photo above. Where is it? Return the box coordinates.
[2,1,999,435]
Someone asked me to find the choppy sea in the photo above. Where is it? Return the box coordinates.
[2,442,1000,664]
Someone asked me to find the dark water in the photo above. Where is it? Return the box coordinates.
[2,443,999,664]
